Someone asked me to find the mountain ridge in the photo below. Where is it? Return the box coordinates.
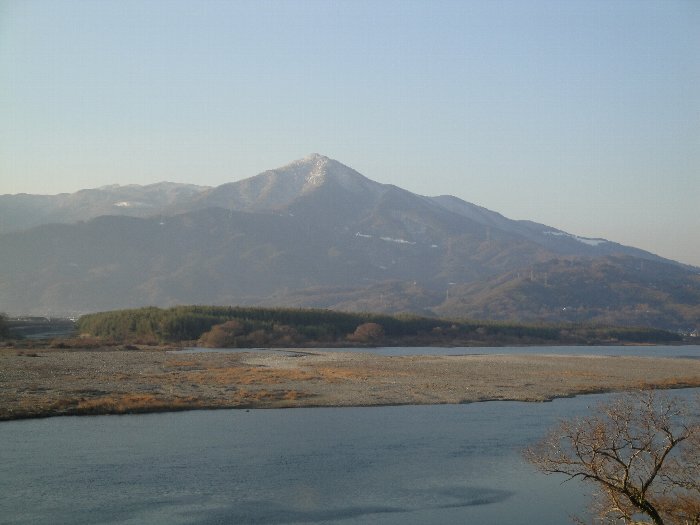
[1,154,697,331]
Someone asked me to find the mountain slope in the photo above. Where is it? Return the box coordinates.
[434,256,700,331]
[0,154,697,331]
[0,182,208,234]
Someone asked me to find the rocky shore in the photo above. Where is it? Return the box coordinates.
[2,346,700,420]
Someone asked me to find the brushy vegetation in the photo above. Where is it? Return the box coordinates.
[75,305,682,347]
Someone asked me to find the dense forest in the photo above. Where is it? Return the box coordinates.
[75,306,681,347]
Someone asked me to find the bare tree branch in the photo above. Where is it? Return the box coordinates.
[524,390,699,525]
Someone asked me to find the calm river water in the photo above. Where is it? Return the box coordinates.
[178,343,700,358]
[2,345,699,525]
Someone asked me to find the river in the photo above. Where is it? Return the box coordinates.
[177,343,700,358]
[1,346,699,525]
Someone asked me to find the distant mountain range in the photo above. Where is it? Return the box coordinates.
[1,154,698,332]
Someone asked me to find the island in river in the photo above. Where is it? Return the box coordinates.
[2,344,700,420]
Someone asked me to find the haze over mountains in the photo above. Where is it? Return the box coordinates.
[1,154,698,332]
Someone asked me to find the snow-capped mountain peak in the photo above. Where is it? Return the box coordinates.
[278,153,379,195]
[194,154,384,212]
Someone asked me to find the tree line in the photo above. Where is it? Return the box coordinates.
[75,305,681,347]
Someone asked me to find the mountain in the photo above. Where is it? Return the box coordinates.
[434,256,700,330]
[0,182,209,234]
[1,154,698,331]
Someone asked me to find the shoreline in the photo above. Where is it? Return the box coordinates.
[2,347,700,421]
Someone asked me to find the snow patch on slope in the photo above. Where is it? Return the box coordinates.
[543,231,608,246]
[355,231,424,247]
[380,236,416,245]
[113,201,150,208]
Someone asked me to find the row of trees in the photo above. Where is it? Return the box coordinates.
[77,306,414,344]
[75,305,681,347]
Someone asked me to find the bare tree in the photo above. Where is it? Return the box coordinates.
[524,390,699,525]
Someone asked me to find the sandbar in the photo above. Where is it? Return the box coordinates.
[1,347,699,420]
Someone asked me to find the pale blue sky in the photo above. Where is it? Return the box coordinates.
[1,0,699,266]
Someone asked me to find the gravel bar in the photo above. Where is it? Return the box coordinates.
[2,347,699,420]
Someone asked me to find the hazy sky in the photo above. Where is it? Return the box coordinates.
[1,0,699,266]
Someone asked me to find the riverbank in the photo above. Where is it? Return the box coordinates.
[2,346,699,420]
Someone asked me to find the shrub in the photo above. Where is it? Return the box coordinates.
[347,322,385,343]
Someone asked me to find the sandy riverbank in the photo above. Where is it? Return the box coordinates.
[1,347,699,420]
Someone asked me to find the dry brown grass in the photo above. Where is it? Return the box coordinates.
[314,366,373,381]
[2,349,699,420]
[161,357,402,386]
[4,389,315,419]
[230,388,312,404]
[177,366,320,385]
[558,369,606,380]
[5,394,200,419]
[52,394,205,414]
[631,377,700,389]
